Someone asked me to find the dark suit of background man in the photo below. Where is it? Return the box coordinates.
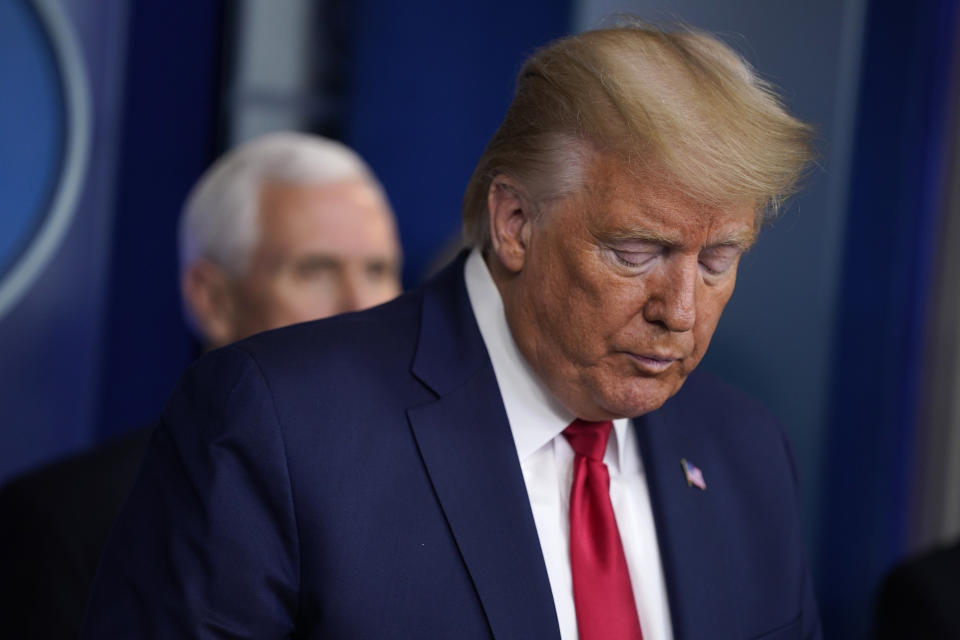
[874,538,960,639]
[0,132,402,638]
[83,23,821,639]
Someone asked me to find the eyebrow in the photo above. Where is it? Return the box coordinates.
[707,229,757,251]
[293,254,341,268]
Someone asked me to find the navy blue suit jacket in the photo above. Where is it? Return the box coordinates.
[83,254,821,639]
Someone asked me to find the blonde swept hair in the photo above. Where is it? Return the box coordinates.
[461,22,815,247]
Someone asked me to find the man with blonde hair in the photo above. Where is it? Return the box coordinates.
[84,24,821,639]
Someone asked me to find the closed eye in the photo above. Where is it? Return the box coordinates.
[364,260,397,282]
[698,246,742,276]
[606,237,665,270]
[613,249,660,269]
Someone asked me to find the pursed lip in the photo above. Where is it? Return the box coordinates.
[624,351,681,373]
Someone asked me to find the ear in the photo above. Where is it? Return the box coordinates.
[487,175,535,273]
[181,259,237,349]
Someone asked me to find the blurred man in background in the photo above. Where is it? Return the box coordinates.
[180,132,402,347]
[0,132,401,638]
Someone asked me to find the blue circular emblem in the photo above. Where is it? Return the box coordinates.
[0,0,90,320]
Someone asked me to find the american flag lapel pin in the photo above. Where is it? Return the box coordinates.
[680,458,707,490]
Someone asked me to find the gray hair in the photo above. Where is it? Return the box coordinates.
[178,131,383,277]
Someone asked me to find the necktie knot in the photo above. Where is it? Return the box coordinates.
[563,419,612,462]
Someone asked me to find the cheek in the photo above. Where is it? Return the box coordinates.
[373,277,402,298]
[291,283,338,316]
[543,263,628,358]
[260,278,328,323]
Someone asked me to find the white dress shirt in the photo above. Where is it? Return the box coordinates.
[464,249,674,640]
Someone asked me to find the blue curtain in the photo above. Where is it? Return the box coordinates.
[341,1,572,286]
[93,2,225,440]
[818,0,959,637]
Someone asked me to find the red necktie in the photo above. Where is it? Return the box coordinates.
[563,419,644,640]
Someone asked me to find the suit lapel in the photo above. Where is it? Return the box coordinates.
[635,399,742,639]
[407,254,560,640]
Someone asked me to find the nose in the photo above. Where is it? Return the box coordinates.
[643,258,697,332]
[337,266,393,314]
[337,271,368,314]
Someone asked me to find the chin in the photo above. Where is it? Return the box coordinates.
[596,376,685,419]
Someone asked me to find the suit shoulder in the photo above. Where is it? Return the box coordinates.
[667,368,781,427]
[166,289,431,444]
[875,540,960,637]
[232,289,423,374]
[882,539,960,594]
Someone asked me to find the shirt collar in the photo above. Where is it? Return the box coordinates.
[464,249,632,469]
[464,249,572,461]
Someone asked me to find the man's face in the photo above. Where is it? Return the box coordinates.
[228,179,401,339]
[496,153,756,421]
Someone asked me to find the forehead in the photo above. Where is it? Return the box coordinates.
[573,154,758,247]
[257,179,398,255]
